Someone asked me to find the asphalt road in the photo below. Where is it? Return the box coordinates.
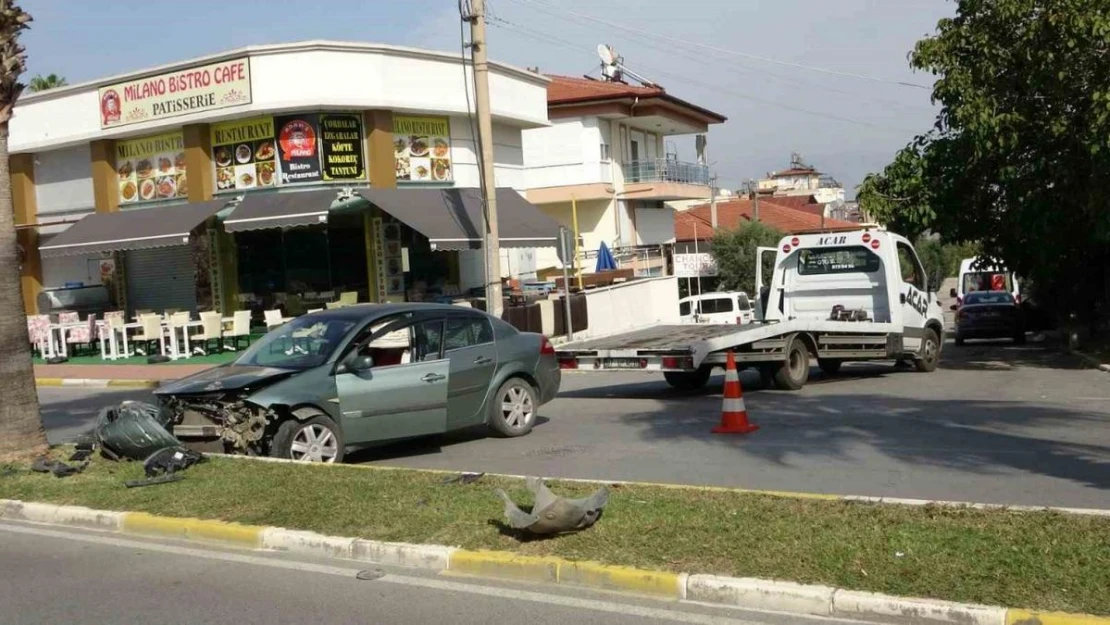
[38,337,1110,509]
[0,520,846,625]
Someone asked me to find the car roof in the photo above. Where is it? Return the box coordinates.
[301,302,489,322]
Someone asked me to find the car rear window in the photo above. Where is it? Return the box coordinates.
[963,271,1012,294]
[699,298,734,314]
[964,291,1014,305]
[679,301,692,316]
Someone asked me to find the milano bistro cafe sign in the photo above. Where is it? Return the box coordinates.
[98,57,252,129]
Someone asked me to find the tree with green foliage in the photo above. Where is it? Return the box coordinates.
[709,221,784,295]
[860,0,1110,332]
[27,72,64,92]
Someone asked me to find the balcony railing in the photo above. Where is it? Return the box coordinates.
[623,159,710,186]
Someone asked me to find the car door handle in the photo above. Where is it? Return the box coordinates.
[421,373,446,383]
[474,356,493,365]
[900,293,907,304]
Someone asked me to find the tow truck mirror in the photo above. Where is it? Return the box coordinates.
[949,288,957,298]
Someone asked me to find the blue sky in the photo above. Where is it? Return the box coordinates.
[23,0,953,195]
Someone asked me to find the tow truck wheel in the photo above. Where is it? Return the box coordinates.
[664,366,712,391]
[774,337,810,390]
[818,359,842,375]
[914,328,941,373]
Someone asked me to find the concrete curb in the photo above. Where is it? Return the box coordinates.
[35,378,161,389]
[210,453,1110,518]
[2,499,1108,625]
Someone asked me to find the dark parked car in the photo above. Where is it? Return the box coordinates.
[954,291,1025,346]
[154,303,561,462]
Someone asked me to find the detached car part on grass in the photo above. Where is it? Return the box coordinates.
[496,477,610,535]
[95,401,181,461]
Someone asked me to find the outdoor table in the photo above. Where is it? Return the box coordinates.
[46,321,87,359]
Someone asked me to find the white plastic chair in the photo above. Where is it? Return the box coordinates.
[192,311,224,354]
[134,314,166,357]
[263,309,286,330]
[224,310,252,351]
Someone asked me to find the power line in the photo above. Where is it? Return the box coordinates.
[505,0,932,90]
[488,18,921,133]
[495,0,934,113]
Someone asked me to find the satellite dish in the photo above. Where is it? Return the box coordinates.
[597,44,616,65]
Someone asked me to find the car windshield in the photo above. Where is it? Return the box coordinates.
[234,315,358,369]
[965,291,1014,305]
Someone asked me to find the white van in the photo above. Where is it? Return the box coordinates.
[679,291,755,325]
[952,257,1021,307]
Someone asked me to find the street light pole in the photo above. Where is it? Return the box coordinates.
[468,0,503,317]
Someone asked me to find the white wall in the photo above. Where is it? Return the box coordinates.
[522,116,613,189]
[448,117,526,191]
[34,145,95,216]
[634,204,676,245]
[10,42,549,153]
[40,252,103,289]
[577,276,680,339]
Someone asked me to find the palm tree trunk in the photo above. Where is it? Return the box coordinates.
[0,121,47,457]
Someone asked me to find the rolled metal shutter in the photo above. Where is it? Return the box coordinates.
[125,246,197,313]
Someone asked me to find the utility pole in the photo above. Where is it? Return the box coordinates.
[709,174,718,228]
[749,179,760,223]
[467,0,503,317]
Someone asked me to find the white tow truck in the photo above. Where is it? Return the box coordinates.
[555,227,947,390]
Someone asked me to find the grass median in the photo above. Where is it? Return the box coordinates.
[2,453,1108,615]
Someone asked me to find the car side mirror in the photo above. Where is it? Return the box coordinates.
[338,354,373,375]
[949,288,957,298]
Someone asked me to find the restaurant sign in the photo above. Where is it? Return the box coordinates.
[211,116,276,192]
[116,131,188,204]
[673,252,719,278]
[99,58,251,129]
[211,112,367,193]
[393,115,452,183]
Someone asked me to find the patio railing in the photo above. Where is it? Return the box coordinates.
[623,159,710,186]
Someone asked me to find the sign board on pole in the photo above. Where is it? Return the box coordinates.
[673,253,719,278]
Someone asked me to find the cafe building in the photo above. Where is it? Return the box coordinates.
[11,41,559,318]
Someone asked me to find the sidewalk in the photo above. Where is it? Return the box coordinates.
[35,363,214,388]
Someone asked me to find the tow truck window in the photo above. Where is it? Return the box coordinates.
[797,247,881,275]
[896,242,927,291]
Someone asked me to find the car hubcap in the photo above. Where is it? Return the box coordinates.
[924,339,937,362]
[501,385,534,429]
[290,424,338,462]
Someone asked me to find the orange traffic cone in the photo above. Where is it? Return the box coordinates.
[712,351,760,434]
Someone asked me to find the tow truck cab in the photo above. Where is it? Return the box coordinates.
[755,228,946,354]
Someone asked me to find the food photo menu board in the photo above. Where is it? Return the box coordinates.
[393,115,452,183]
[211,111,368,193]
[116,132,188,204]
[210,116,277,192]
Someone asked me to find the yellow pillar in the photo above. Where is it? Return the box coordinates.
[365,110,396,189]
[182,124,214,202]
[364,110,396,303]
[12,153,41,314]
[571,196,583,290]
[89,139,119,213]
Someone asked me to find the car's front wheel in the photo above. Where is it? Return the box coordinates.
[488,378,537,438]
[271,410,345,463]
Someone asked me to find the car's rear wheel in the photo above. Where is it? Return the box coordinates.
[1014,331,1027,345]
[955,334,965,346]
[271,410,345,463]
[774,336,810,390]
[488,378,537,438]
[664,366,712,390]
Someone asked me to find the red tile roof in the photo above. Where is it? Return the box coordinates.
[770,167,821,177]
[544,74,727,123]
[674,199,856,241]
[754,194,826,216]
[546,74,664,105]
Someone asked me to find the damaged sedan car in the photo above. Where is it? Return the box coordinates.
[154,303,561,463]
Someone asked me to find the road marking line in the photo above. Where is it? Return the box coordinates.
[0,522,860,625]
